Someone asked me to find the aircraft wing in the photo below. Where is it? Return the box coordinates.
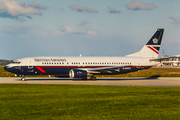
[87,65,125,73]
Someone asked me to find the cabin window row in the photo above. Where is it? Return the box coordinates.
[42,62,131,65]
[42,62,67,65]
[82,62,131,65]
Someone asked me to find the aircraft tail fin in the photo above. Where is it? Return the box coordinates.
[126,29,164,58]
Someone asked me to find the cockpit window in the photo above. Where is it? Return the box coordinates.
[12,61,21,64]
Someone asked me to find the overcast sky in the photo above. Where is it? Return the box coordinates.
[0,0,180,60]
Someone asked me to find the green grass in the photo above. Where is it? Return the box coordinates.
[0,66,14,77]
[0,84,180,119]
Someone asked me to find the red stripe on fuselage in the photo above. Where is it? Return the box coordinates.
[147,46,159,54]
[36,67,46,73]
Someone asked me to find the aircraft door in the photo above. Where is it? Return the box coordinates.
[137,63,140,68]
[135,59,141,68]
[28,59,33,69]
[136,60,141,68]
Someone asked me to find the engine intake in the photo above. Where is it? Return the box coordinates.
[69,69,87,79]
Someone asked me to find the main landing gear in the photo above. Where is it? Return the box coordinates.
[21,75,25,81]
[81,76,96,81]
[90,75,96,81]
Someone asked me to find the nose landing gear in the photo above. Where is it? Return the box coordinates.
[21,75,25,81]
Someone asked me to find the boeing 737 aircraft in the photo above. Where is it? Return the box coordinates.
[4,29,164,81]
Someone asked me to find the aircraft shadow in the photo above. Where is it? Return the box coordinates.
[98,75,161,81]
[15,75,160,81]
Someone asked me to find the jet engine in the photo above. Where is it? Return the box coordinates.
[69,69,88,79]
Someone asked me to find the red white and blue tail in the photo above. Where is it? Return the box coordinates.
[126,29,164,58]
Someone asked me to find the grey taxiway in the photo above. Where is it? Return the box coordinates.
[1,77,180,87]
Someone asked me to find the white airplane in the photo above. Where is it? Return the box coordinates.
[4,29,164,81]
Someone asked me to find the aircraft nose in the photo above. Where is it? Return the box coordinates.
[4,66,11,72]
[4,66,7,70]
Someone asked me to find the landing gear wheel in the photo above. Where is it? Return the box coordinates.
[90,76,96,81]
[21,77,25,81]
[21,75,25,81]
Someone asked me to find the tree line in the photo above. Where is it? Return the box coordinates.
[0,59,13,66]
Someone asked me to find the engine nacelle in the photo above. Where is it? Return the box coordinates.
[69,69,87,79]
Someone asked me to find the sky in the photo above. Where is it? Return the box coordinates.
[0,0,180,60]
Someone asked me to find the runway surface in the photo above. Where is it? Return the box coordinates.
[1,77,180,86]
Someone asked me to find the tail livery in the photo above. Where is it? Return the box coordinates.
[126,29,164,58]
